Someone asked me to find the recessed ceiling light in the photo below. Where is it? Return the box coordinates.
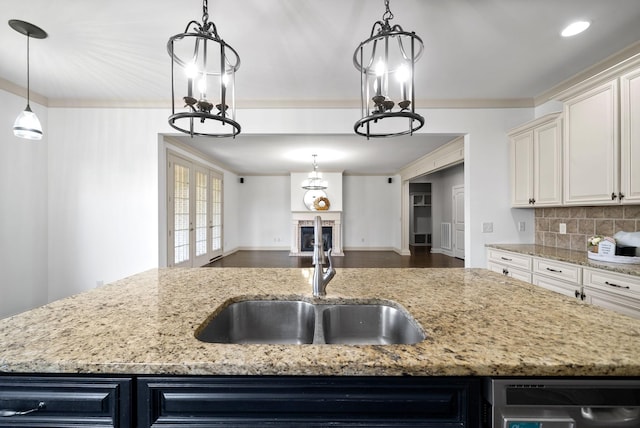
[561,21,591,37]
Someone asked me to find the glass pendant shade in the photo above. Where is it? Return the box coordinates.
[13,104,43,140]
[168,0,241,138]
[302,155,328,190]
[353,0,425,138]
[9,20,47,141]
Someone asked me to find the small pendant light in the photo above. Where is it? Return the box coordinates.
[9,20,47,141]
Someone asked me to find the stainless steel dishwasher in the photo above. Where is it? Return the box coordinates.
[484,378,640,427]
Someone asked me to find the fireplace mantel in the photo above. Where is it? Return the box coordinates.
[290,211,343,256]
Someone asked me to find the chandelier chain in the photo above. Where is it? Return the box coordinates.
[202,0,209,25]
[382,0,394,23]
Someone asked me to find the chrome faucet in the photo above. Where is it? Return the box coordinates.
[312,215,335,297]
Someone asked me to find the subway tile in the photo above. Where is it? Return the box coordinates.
[578,219,595,235]
[595,219,615,236]
[544,232,557,247]
[544,208,556,218]
[535,231,544,244]
[624,205,640,219]
[555,207,571,217]
[550,218,561,233]
[566,219,578,234]
[614,219,636,234]
[586,207,605,218]
[569,207,586,218]
[556,234,571,249]
[534,208,543,218]
[535,217,550,232]
[570,234,587,251]
[603,206,624,219]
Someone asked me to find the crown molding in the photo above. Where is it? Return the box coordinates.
[0,76,48,106]
[535,40,640,105]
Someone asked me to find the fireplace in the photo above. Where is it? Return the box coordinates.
[300,226,333,252]
[290,211,343,256]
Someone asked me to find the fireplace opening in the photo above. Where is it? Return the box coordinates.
[300,226,332,252]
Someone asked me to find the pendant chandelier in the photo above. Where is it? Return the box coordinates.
[9,20,47,141]
[302,155,328,190]
[353,0,425,138]
[167,0,241,138]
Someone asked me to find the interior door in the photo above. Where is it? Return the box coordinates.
[167,153,223,267]
[168,154,193,267]
[452,185,465,259]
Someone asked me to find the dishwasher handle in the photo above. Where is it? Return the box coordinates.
[581,407,640,424]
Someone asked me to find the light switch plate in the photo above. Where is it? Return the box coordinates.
[482,222,493,233]
[518,221,526,232]
[559,223,567,234]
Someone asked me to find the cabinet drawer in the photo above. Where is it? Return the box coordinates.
[487,261,532,283]
[487,249,532,271]
[583,268,640,298]
[532,257,581,284]
[583,286,640,319]
[138,376,480,427]
[532,273,582,299]
[0,376,131,427]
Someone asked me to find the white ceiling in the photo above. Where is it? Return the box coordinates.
[3,0,640,174]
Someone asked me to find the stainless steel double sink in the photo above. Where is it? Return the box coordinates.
[195,299,426,345]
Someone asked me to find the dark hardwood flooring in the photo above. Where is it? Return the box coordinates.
[204,246,464,268]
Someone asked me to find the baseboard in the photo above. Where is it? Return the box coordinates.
[342,246,396,252]
[431,247,454,257]
[236,246,291,251]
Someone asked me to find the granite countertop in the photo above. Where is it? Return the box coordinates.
[487,243,640,277]
[1,267,639,377]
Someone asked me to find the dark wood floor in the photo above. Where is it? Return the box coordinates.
[204,246,464,268]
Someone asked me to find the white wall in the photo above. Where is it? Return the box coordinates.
[0,90,49,318]
[343,175,401,250]
[237,175,290,250]
[46,108,168,300]
[426,163,464,253]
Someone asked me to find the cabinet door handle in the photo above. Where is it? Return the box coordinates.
[611,192,618,200]
[574,290,580,299]
[531,198,535,205]
[501,257,512,261]
[619,192,625,200]
[546,267,562,273]
[502,268,509,276]
[605,281,630,290]
[0,401,46,417]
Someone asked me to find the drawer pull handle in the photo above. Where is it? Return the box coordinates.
[500,257,512,261]
[0,401,45,417]
[605,281,630,290]
[546,267,562,273]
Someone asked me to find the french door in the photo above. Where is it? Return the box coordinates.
[167,153,223,267]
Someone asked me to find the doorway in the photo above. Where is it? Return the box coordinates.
[452,185,465,260]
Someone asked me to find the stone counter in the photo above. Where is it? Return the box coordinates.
[0,268,639,377]
[486,243,640,277]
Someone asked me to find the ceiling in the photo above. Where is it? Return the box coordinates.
[3,0,640,174]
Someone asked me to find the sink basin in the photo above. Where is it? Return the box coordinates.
[195,300,315,344]
[322,304,425,345]
[196,299,425,345]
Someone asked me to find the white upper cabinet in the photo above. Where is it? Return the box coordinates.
[620,67,640,203]
[509,113,562,207]
[563,80,619,205]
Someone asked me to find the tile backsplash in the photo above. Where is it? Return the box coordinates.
[535,206,640,251]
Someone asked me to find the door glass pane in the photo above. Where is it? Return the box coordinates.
[195,170,208,257]
[174,163,190,264]
[211,175,222,251]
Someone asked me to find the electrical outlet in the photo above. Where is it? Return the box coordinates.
[482,222,493,233]
[518,221,526,232]
[559,223,567,234]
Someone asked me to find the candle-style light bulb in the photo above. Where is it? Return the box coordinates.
[396,64,410,101]
[185,62,198,98]
[374,59,385,96]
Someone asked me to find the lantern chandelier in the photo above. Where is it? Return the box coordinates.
[302,155,328,190]
[353,0,425,138]
[167,0,241,138]
[9,20,47,141]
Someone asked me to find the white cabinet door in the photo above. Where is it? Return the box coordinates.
[620,66,640,204]
[533,118,562,206]
[509,113,562,207]
[510,131,534,207]
[563,80,619,205]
